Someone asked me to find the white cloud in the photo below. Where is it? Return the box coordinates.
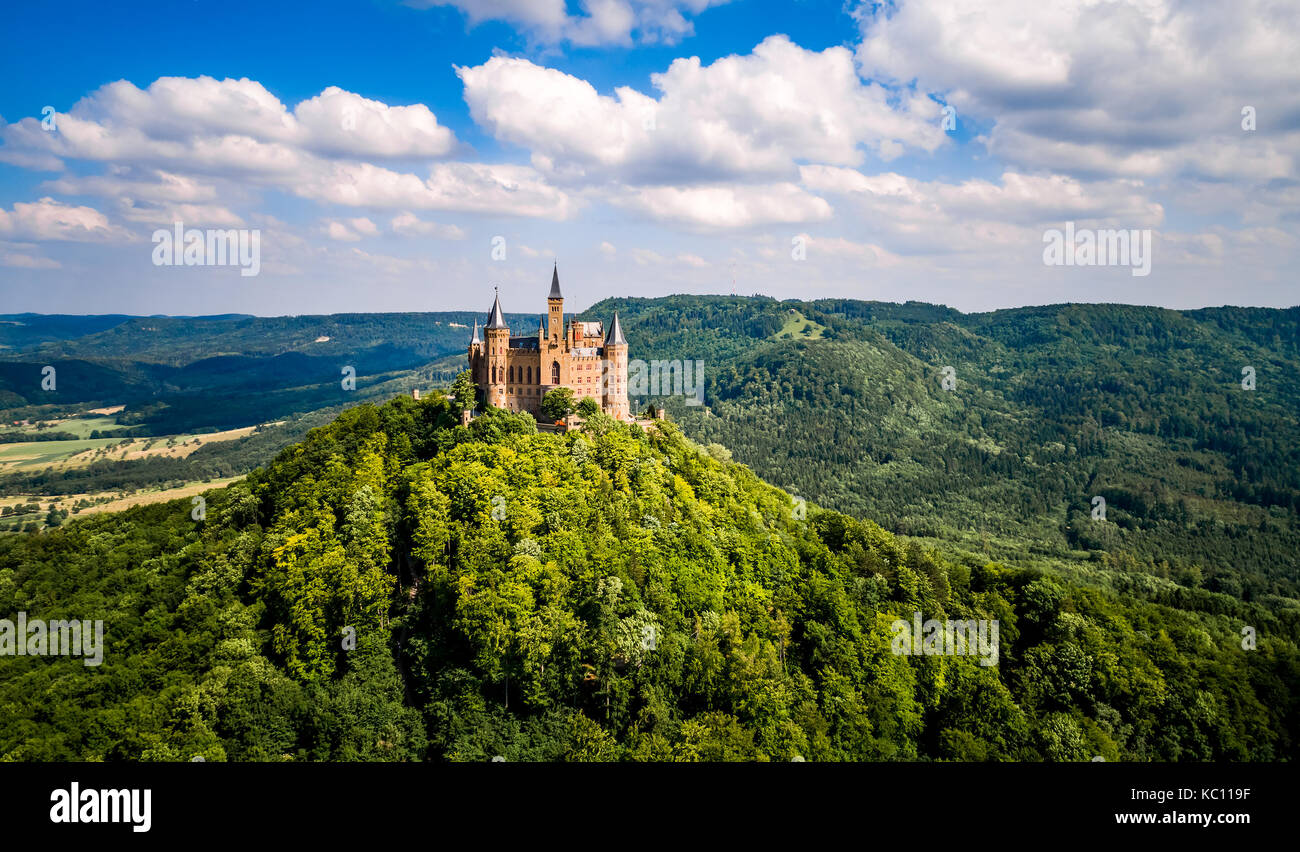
[616,182,833,228]
[800,166,1163,258]
[0,77,457,171]
[417,0,731,46]
[457,35,946,185]
[791,233,901,267]
[0,197,132,242]
[323,219,381,242]
[43,167,220,203]
[390,212,467,239]
[115,200,246,227]
[802,166,1163,228]
[0,77,569,222]
[294,161,575,218]
[853,0,1300,184]
[292,87,457,158]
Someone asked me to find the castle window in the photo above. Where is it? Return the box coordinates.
[552,361,560,384]
[526,366,532,384]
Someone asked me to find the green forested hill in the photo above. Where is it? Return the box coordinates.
[1,395,1295,761]
[580,297,1300,609]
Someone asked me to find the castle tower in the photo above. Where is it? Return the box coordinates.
[466,320,483,404]
[484,291,509,408]
[603,311,630,421]
[547,262,563,343]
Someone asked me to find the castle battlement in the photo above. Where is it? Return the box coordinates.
[467,264,631,422]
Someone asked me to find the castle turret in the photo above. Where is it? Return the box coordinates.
[467,319,483,391]
[484,292,509,408]
[602,311,630,421]
[547,262,563,343]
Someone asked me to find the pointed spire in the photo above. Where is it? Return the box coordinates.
[608,311,627,346]
[485,287,508,330]
[470,319,481,344]
[548,261,563,300]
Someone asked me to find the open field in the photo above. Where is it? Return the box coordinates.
[775,309,826,339]
[0,438,117,471]
[0,476,243,530]
[0,425,258,473]
[0,412,128,439]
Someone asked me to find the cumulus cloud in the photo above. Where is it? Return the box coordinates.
[853,0,1300,184]
[0,197,133,242]
[292,87,457,158]
[457,35,946,185]
[0,76,457,171]
[0,76,578,221]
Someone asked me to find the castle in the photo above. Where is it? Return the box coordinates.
[467,264,631,422]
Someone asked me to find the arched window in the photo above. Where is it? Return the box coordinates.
[526,366,532,384]
[551,361,560,384]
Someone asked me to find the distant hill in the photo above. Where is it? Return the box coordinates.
[2,298,1297,614]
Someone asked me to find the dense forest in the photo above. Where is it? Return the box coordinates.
[1,394,1296,760]
[578,297,1300,609]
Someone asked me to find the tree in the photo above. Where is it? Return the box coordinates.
[576,397,599,419]
[540,387,575,422]
[449,370,478,416]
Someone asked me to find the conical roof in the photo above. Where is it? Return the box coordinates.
[608,311,627,345]
[469,320,481,344]
[548,262,562,300]
[485,293,508,329]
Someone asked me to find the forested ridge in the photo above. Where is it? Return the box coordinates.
[1,394,1295,761]
[581,297,1300,608]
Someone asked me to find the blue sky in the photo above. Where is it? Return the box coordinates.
[0,0,1296,317]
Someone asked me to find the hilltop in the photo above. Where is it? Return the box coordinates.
[0,394,1295,761]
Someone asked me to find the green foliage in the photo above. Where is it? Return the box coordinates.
[540,387,575,422]
[449,369,477,416]
[1,393,1294,761]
